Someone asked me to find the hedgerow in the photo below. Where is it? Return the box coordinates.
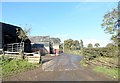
[82,47,118,58]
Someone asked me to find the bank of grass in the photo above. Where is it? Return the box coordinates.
[80,59,88,67]
[0,55,39,78]
[93,66,119,79]
[93,57,119,79]
[80,56,119,79]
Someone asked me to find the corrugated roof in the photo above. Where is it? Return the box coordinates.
[29,36,61,44]
[29,36,50,43]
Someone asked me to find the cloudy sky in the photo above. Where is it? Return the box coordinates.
[1,2,118,47]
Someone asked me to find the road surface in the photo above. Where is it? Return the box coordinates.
[3,53,115,81]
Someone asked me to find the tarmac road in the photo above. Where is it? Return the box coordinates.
[3,53,115,81]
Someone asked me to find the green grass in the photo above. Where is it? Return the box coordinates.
[65,50,83,56]
[93,66,119,79]
[1,56,39,78]
[80,55,119,79]
[80,59,88,67]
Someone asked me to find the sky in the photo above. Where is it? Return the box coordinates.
[1,2,118,47]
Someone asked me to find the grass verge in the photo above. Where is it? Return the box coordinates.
[1,55,39,78]
[80,57,119,79]
[65,50,83,56]
[93,66,119,79]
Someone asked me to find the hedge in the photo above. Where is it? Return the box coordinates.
[82,47,118,58]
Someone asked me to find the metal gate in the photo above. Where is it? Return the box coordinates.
[7,42,24,52]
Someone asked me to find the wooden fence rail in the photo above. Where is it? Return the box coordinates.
[27,54,41,63]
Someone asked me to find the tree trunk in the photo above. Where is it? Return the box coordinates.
[19,48,24,59]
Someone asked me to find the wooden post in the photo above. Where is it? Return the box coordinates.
[2,49,5,55]
[19,42,24,59]
[38,51,42,64]
[20,49,24,59]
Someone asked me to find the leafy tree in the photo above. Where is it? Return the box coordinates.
[101,2,120,57]
[87,43,93,48]
[80,40,84,49]
[71,44,76,50]
[101,8,118,34]
[59,43,63,51]
[106,43,115,48]
[64,39,80,50]
[101,6,120,45]
[64,39,73,50]
[94,43,100,48]
[73,40,80,50]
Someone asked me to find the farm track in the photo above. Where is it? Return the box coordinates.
[3,53,116,81]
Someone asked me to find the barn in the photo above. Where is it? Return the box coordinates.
[29,36,61,55]
[0,22,31,53]
[29,36,51,54]
[50,38,61,54]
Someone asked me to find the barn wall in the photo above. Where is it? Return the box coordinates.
[3,22,20,44]
[0,22,31,52]
[53,44,59,49]
[44,46,50,53]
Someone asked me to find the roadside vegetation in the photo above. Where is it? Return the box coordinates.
[80,46,119,79]
[61,39,84,56]
[93,66,118,79]
[0,55,39,78]
[64,44,119,79]
[64,50,82,56]
[82,7,119,79]
[63,7,120,79]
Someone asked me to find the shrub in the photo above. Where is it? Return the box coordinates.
[82,47,118,58]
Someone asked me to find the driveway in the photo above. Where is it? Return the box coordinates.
[3,53,114,81]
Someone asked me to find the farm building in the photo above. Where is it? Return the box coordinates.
[0,22,31,53]
[50,38,61,54]
[29,36,51,54]
[29,36,61,54]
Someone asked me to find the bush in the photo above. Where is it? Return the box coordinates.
[82,47,118,58]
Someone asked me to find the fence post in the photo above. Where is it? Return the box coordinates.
[1,49,5,55]
[38,51,42,64]
[19,49,24,59]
